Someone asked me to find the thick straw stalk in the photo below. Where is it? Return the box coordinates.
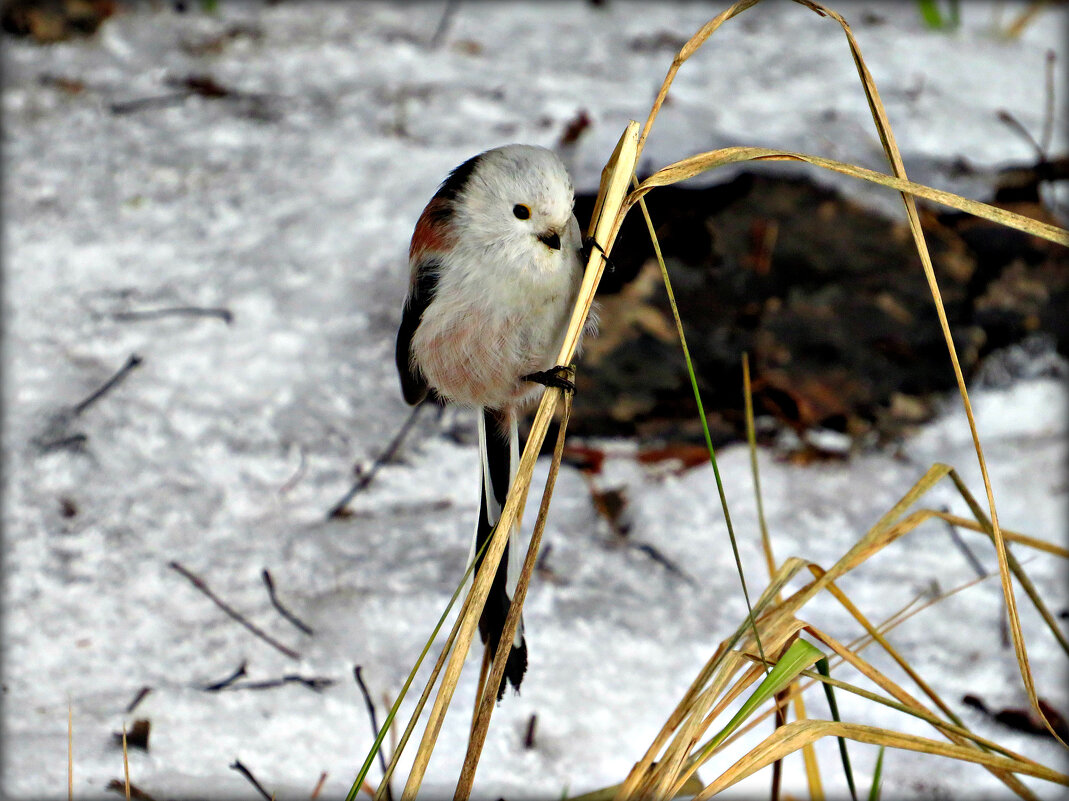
[626,147,1069,247]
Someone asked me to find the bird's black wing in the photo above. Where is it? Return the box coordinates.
[395,257,441,405]
[395,153,484,405]
[435,152,482,206]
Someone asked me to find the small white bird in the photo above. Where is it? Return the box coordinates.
[396,144,587,698]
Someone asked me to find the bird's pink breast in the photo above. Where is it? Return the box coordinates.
[412,308,540,409]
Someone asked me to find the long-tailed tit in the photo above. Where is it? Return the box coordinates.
[395,144,587,698]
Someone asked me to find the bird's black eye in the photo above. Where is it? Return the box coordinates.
[513,204,531,220]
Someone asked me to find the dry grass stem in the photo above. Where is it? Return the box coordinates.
[711,570,1011,774]
[68,701,73,801]
[627,147,1069,247]
[806,566,963,727]
[803,625,1037,798]
[122,724,131,801]
[939,514,1069,558]
[697,720,1067,799]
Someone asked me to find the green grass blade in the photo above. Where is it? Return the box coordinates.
[868,746,886,801]
[916,0,946,28]
[634,189,768,672]
[695,639,824,761]
[817,657,858,801]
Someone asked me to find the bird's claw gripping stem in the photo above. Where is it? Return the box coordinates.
[523,364,576,395]
[581,236,614,273]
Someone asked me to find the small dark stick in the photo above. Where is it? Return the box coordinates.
[535,543,554,575]
[202,661,249,692]
[262,569,314,635]
[73,354,143,416]
[770,692,786,801]
[353,666,393,801]
[633,543,697,586]
[125,686,152,714]
[37,433,88,452]
[996,109,1045,162]
[939,507,987,579]
[219,674,335,693]
[113,306,233,324]
[939,508,1009,647]
[428,0,460,48]
[35,354,143,451]
[310,772,328,801]
[111,74,239,115]
[169,562,301,660]
[229,760,272,801]
[523,714,538,749]
[110,94,191,114]
[327,404,424,519]
[1041,50,1055,155]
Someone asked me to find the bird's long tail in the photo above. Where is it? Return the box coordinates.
[474,406,528,699]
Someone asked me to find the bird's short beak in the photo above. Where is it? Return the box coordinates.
[537,229,562,251]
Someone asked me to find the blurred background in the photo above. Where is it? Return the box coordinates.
[3,1,1067,799]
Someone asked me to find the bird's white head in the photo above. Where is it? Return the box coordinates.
[453,144,577,263]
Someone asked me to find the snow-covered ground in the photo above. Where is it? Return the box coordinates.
[2,2,1066,799]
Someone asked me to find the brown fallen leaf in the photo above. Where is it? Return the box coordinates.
[963,694,1069,741]
[636,443,711,471]
[112,718,150,751]
[105,779,156,801]
[562,443,605,474]
[1,0,116,42]
[591,487,629,536]
[558,108,592,147]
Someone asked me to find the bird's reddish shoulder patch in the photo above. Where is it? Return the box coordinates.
[409,199,453,263]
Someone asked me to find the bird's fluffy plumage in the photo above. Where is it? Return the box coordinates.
[400,144,583,411]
